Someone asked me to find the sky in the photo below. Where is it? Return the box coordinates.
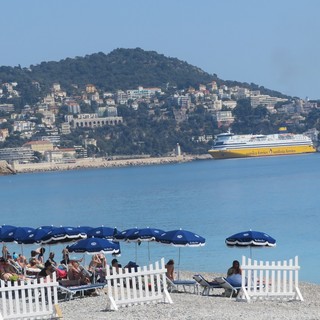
[1,0,319,99]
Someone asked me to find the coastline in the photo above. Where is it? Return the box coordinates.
[11,154,212,174]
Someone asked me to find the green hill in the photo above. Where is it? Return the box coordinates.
[0,48,288,102]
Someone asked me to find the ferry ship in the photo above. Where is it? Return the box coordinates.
[208,130,316,159]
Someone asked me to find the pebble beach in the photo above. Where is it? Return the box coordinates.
[59,271,320,320]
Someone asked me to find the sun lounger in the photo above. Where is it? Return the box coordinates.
[166,277,198,294]
[58,279,106,300]
[214,276,241,298]
[193,274,222,296]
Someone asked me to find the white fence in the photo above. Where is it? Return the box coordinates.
[105,258,173,311]
[0,273,60,319]
[238,256,304,302]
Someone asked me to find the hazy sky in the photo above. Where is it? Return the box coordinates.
[1,0,319,99]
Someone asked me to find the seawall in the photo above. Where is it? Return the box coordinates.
[12,154,211,174]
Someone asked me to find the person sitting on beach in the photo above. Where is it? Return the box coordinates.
[36,247,46,264]
[227,260,242,276]
[17,254,27,270]
[111,258,122,274]
[60,248,70,265]
[89,254,107,282]
[2,246,9,262]
[165,259,175,280]
[67,260,90,285]
[48,252,57,266]
[226,260,243,287]
[0,259,22,281]
[89,254,102,271]
[38,260,55,279]
[29,250,43,268]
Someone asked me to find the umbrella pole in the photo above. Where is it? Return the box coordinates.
[148,242,150,264]
[135,243,137,263]
[178,247,181,280]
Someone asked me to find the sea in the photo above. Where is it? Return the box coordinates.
[1,153,319,283]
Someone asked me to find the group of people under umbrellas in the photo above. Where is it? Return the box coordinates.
[0,225,275,290]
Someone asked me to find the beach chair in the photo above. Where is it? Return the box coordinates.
[58,279,106,300]
[193,274,222,296]
[214,276,241,298]
[166,276,198,294]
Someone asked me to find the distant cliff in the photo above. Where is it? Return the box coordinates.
[0,161,16,175]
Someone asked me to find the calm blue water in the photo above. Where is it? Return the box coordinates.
[1,154,319,283]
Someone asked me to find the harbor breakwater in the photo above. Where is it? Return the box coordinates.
[11,154,211,174]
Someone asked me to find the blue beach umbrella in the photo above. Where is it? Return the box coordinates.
[76,226,93,234]
[66,237,120,255]
[41,226,87,245]
[157,229,206,278]
[225,230,276,258]
[127,228,165,242]
[87,226,118,239]
[113,228,138,242]
[12,227,36,244]
[157,229,206,247]
[0,225,17,242]
[0,226,35,257]
[126,227,165,262]
[0,226,35,244]
[27,226,57,244]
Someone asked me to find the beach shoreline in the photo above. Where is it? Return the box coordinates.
[11,154,211,174]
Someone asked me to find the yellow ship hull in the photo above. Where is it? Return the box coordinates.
[208,145,316,159]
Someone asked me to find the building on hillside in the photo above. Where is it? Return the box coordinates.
[43,94,55,106]
[0,147,34,163]
[13,121,35,132]
[83,138,97,148]
[39,110,55,126]
[66,101,81,114]
[177,95,191,108]
[222,100,237,109]
[52,83,61,92]
[250,95,287,108]
[207,81,218,91]
[71,115,123,129]
[116,90,128,104]
[44,148,76,163]
[23,140,54,154]
[214,110,234,127]
[60,122,71,135]
[40,134,60,146]
[0,104,14,112]
[107,106,118,117]
[74,145,87,158]
[127,86,161,100]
